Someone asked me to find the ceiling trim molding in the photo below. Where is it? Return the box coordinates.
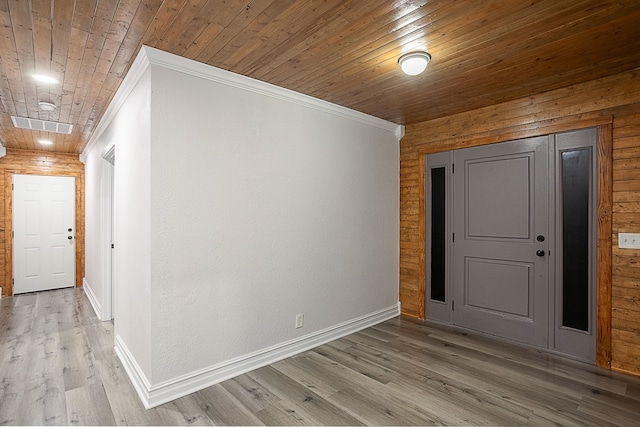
[82,45,402,162]
[80,47,152,163]
[141,45,401,134]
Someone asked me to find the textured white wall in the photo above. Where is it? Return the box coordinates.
[148,65,399,383]
[83,69,154,379]
[113,70,153,379]
[83,47,400,394]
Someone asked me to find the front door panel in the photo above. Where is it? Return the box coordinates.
[453,137,550,348]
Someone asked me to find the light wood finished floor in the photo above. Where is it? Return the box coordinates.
[2,288,640,426]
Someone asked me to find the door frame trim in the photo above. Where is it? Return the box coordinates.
[416,115,613,368]
[5,171,83,296]
[101,142,115,321]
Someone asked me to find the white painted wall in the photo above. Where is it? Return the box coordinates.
[83,46,399,406]
[112,69,153,378]
[148,63,399,383]
[83,68,154,377]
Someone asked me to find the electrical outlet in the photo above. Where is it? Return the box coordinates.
[295,313,304,329]
[619,232,640,249]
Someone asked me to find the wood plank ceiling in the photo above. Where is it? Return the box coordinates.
[0,0,639,154]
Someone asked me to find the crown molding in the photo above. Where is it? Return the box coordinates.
[142,46,400,134]
[81,47,151,160]
[81,45,402,161]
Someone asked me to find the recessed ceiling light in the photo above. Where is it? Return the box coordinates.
[398,51,432,76]
[38,139,53,146]
[38,101,57,111]
[33,74,59,84]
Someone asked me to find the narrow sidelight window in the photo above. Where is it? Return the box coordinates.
[561,149,591,331]
[430,167,446,302]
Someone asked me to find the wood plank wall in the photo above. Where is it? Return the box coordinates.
[611,111,640,376]
[0,149,84,297]
[400,68,640,376]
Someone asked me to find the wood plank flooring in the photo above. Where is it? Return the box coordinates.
[1,288,640,425]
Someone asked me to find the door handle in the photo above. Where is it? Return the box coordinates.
[68,236,73,240]
[536,249,545,257]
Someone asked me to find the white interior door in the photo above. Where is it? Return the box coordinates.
[13,174,76,294]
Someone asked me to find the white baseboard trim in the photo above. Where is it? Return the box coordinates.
[115,302,401,409]
[83,278,103,320]
[114,334,154,406]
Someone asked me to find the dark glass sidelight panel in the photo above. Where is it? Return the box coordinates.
[561,149,591,331]
[430,167,446,302]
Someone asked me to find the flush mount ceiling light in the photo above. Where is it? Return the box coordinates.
[398,51,431,76]
[38,101,57,111]
[32,74,59,84]
[38,139,53,146]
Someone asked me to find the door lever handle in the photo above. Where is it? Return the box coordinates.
[536,249,545,257]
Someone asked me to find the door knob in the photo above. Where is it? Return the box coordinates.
[536,249,545,257]
[68,236,73,240]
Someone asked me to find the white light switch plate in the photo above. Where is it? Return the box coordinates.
[618,233,640,249]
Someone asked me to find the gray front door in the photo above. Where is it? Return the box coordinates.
[426,130,597,362]
[452,136,550,348]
